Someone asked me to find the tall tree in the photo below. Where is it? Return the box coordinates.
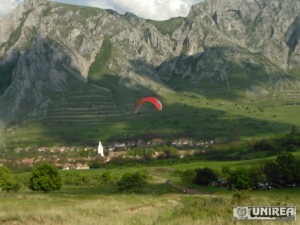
[264,153,300,187]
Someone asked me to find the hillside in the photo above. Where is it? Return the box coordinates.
[1,0,300,147]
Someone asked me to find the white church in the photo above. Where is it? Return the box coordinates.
[97,141,104,157]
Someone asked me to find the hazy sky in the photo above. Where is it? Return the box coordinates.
[0,0,203,20]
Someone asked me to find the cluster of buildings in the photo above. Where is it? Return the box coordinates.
[106,138,215,151]
[0,156,90,170]
[5,138,215,170]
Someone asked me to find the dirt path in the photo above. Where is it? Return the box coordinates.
[151,174,210,195]
[168,181,216,195]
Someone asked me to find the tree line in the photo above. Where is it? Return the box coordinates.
[0,152,299,193]
[0,164,149,193]
[181,152,300,190]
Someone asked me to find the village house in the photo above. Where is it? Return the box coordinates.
[34,155,43,163]
[126,141,136,148]
[0,159,6,166]
[109,142,126,151]
[108,146,115,151]
[25,147,32,151]
[196,141,205,147]
[62,163,73,170]
[103,157,111,163]
[179,149,203,158]
[75,163,90,170]
[21,158,34,166]
[108,151,127,158]
[153,151,165,158]
[151,138,164,146]
[37,147,47,152]
[14,148,24,153]
[58,147,66,153]
[136,139,144,147]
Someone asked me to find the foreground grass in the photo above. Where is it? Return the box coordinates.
[0,191,175,225]
[0,186,299,225]
[4,158,300,225]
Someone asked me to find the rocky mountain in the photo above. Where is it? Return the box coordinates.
[0,0,300,146]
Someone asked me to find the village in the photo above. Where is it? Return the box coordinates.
[0,138,215,170]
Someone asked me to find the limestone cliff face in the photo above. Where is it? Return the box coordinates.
[0,0,174,122]
[184,0,300,69]
[158,0,300,84]
[0,0,300,127]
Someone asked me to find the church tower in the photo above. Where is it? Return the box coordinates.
[97,141,104,157]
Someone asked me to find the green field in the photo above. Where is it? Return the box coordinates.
[5,85,300,148]
[1,188,299,225]
[1,158,300,225]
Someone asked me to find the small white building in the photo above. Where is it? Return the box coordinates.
[98,141,104,157]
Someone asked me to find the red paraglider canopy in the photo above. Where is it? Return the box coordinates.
[134,97,162,114]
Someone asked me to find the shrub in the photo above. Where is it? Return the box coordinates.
[290,125,298,136]
[194,167,218,186]
[29,163,62,193]
[228,168,253,190]
[181,169,196,185]
[247,165,264,184]
[117,171,147,191]
[264,153,300,187]
[88,160,102,169]
[221,166,231,176]
[99,171,115,185]
[161,146,178,158]
[0,166,20,192]
[63,171,90,185]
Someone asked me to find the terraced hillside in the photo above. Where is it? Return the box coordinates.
[4,83,159,147]
[6,84,300,148]
[2,0,300,147]
[44,90,124,126]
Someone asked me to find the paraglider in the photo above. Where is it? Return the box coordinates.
[134,97,162,114]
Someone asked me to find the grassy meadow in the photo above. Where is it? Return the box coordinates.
[5,87,300,147]
[1,188,299,225]
[1,157,299,225]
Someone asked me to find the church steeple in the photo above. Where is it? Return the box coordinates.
[97,141,104,157]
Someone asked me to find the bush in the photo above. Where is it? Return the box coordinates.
[181,169,196,185]
[228,168,253,190]
[63,171,90,185]
[264,153,300,187]
[290,125,298,136]
[29,163,62,193]
[99,171,115,185]
[88,160,102,169]
[162,146,178,158]
[221,166,231,176]
[253,139,279,153]
[193,167,218,186]
[248,166,265,185]
[117,171,148,191]
[0,166,20,192]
